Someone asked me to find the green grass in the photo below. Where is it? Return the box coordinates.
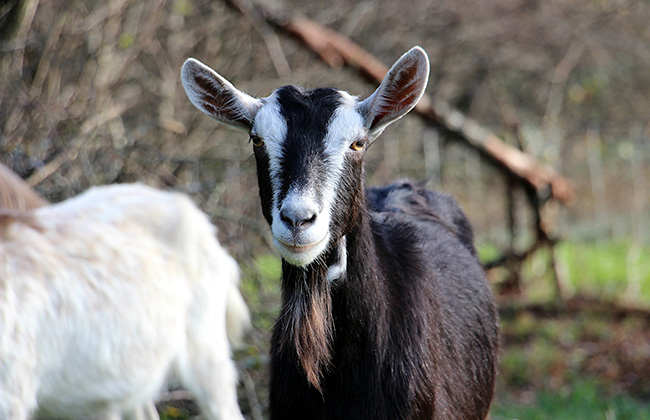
[479,238,650,305]
[556,239,650,302]
[159,405,191,420]
[492,379,650,420]
[485,238,650,419]
[239,253,282,330]
[494,300,650,420]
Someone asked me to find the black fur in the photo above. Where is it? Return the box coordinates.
[366,181,478,256]
[253,89,498,420]
[253,148,273,225]
[269,180,498,420]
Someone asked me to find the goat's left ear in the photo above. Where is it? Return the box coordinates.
[181,58,261,131]
[359,47,430,139]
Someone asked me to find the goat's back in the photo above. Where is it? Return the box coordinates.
[0,183,236,418]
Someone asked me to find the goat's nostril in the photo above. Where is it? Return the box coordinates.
[280,211,294,227]
[298,213,317,228]
[280,208,317,229]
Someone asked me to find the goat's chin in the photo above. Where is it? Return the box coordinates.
[273,233,330,267]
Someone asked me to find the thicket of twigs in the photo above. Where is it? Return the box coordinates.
[2,0,648,257]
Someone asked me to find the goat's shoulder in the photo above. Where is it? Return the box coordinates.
[365,180,488,314]
[365,180,496,377]
[50,183,193,220]
[1,184,219,274]
[366,180,477,256]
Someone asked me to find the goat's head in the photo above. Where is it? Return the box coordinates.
[182,47,429,267]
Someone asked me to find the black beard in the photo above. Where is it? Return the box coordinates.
[275,255,335,392]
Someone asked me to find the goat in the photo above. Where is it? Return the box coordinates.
[182,46,499,420]
[0,181,250,420]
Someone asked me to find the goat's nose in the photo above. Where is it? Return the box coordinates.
[280,205,317,229]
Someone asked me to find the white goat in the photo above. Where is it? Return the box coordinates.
[0,182,249,420]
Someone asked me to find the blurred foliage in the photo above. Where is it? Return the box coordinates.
[500,239,650,304]
[1,0,649,254]
[494,309,650,418]
[160,405,192,420]
[557,240,650,302]
[498,308,650,400]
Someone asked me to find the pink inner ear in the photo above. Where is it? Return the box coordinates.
[370,62,423,128]
[194,73,249,126]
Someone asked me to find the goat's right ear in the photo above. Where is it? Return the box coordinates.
[359,47,430,140]
[181,58,261,131]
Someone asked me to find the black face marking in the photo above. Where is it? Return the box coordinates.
[253,146,273,225]
[330,154,365,236]
[275,86,343,206]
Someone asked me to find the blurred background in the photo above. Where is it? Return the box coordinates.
[1,0,649,418]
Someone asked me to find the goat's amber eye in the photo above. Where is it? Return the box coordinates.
[251,135,264,147]
[350,139,366,151]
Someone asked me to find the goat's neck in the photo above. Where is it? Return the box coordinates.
[332,207,388,339]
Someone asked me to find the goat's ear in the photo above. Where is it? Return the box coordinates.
[181,58,261,131]
[359,47,430,139]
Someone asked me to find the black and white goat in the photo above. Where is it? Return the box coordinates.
[0,180,249,420]
[182,47,499,420]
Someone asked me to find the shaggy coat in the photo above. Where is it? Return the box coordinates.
[0,182,249,420]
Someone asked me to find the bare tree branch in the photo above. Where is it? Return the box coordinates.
[233,4,576,205]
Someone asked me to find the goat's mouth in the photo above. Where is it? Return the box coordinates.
[274,234,330,266]
[281,242,318,253]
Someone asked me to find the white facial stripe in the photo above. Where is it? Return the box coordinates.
[254,93,287,143]
[252,93,321,264]
[253,92,287,215]
[319,92,366,224]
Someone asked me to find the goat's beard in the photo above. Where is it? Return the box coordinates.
[278,258,334,392]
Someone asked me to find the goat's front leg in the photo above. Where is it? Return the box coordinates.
[179,336,245,420]
[0,353,37,420]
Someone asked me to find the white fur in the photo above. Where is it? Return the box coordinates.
[252,92,288,224]
[326,236,347,283]
[0,183,249,420]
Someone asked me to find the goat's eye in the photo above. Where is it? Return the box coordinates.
[349,139,366,152]
[251,135,264,148]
